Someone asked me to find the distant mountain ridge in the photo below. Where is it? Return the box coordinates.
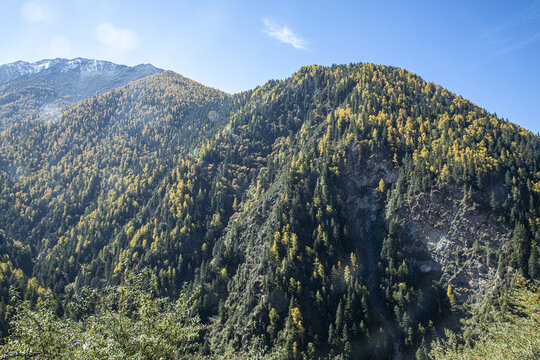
[0,58,162,128]
[0,58,161,85]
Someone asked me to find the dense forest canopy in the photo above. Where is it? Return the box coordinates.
[0,62,538,359]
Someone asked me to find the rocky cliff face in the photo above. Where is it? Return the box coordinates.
[339,146,511,305]
[391,189,509,303]
[341,148,510,304]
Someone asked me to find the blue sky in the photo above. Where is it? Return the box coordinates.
[0,0,538,133]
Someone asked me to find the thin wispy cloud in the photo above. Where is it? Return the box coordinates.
[494,32,540,57]
[95,23,140,51]
[464,1,540,71]
[480,1,540,57]
[262,18,308,50]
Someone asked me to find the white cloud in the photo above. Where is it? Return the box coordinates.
[262,18,307,50]
[95,23,140,51]
[20,1,50,23]
[50,35,72,58]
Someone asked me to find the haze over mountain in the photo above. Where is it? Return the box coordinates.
[0,58,162,128]
[0,59,537,360]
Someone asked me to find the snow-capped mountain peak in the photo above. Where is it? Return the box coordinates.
[0,58,160,85]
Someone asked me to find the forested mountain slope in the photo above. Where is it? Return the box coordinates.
[0,62,538,359]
